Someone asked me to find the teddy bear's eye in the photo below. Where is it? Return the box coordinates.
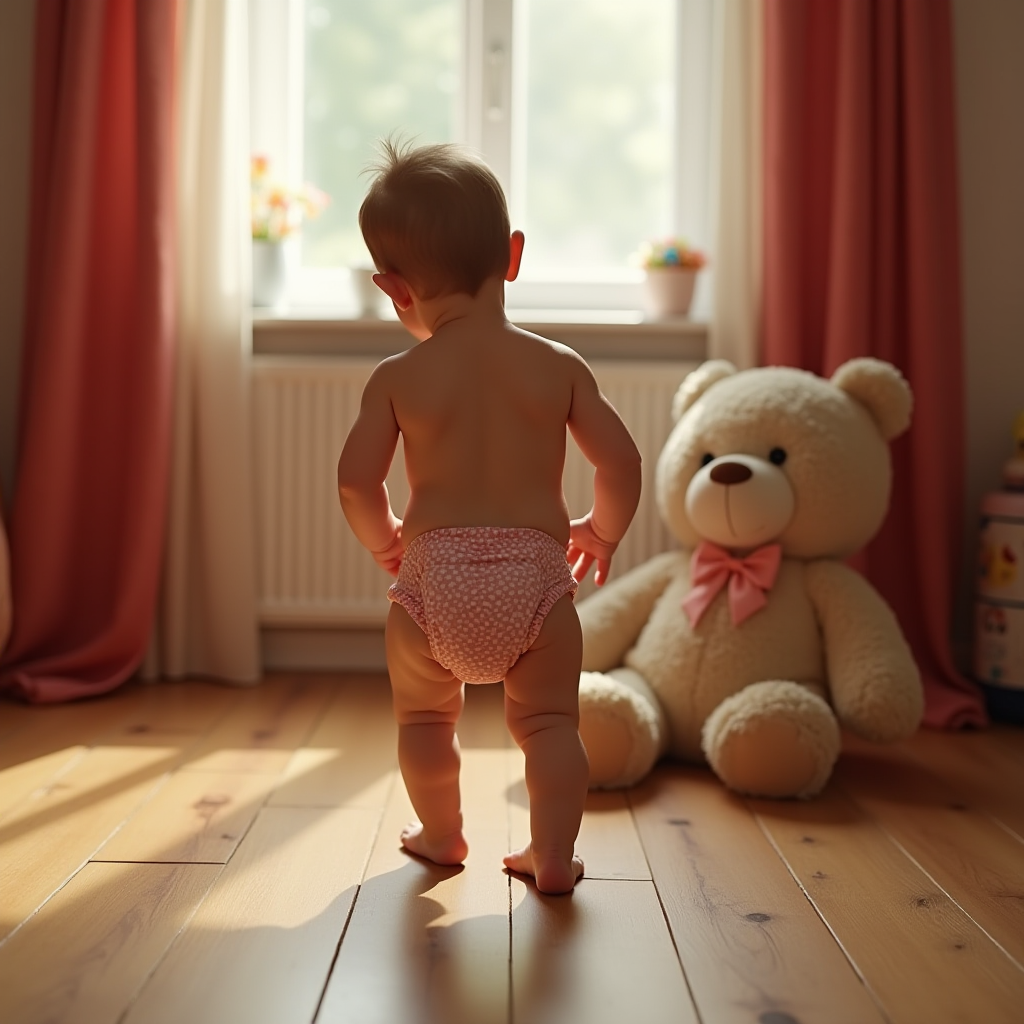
[769,447,788,466]
[700,453,715,467]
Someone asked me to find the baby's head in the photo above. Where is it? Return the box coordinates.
[359,139,511,300]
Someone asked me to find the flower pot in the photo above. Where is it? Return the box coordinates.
[252,239,290,308]
[643,267,697,318]
[350,266,383,318]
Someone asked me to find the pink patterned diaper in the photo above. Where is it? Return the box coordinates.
[388,526,578,683]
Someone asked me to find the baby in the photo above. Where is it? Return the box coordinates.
[337,140,641,894]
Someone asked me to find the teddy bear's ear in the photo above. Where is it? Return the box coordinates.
[830,358,913,440]
[672,360,737,423]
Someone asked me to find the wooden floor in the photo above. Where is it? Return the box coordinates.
[0,675,1022,1024]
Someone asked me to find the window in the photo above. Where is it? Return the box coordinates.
[250,0,714,312]
[302,0,461,270]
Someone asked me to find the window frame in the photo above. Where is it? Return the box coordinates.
[249,0,715,314]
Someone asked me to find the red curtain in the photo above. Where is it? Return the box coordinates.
[0,0,178,702]
[763,0,986,728]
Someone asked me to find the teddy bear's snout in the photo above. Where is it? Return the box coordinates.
[685,453,796,548]
[709,461,753,486]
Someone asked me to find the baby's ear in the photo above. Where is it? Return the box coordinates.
[506,230,525,282]
[672,360,736,422]
[831,357,913,440]
[373,272,413,310]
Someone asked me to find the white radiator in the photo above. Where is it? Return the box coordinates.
[253,356,696,627]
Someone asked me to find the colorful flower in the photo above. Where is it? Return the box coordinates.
[251,155,329,241]
[634,238,707,271]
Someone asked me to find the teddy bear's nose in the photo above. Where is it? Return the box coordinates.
[709,461,753,486]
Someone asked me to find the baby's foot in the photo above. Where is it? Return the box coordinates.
[400,822,469,866]
[503,842,584,895]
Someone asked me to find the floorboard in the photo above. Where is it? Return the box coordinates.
[509,750,696,1023]
[0,861,221,1024]
[181,675,334,775]
[317,685,512,1024]
[268,675,396,810]
[94,769,280,864]
[0,681,232,823]
[122,806,378,1024]
[510,877,696,1024]
[896,726,1024,841]
[1,674,1022,1024]
[0,738,194,942]
[630,768,885,1024]
[753,785,1024,1024]
[836,745,1024,968]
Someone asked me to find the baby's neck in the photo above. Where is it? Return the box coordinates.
[415,277,509,339]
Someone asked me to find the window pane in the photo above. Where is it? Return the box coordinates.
[514,0,675,273]
[302,0,460,267]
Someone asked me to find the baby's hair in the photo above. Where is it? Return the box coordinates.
[358,136,511,300]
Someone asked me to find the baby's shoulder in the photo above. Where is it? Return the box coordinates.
[506,326,587,373]
[362,349,425,404]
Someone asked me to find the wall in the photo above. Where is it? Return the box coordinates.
[0,1,33,507]
[952,0,1024,662]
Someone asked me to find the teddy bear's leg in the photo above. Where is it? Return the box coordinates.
[701,681,840,799]
[578,669,669,789]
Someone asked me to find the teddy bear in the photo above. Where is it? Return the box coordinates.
[577,357,924,798]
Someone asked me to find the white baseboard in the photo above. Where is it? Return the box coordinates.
[260,627,388,672]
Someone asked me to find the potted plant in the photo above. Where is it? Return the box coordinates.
[250,155,328,308]
[635,238,707,318]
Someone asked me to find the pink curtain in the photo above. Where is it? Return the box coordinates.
[763,0,986,728]
[0,0,178,703]
[0,492,10,659]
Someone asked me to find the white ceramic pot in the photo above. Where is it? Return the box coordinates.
[350,266,383,318]
[252,239,289,308]
[643,267,697,318]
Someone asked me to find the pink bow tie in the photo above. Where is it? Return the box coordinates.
[681,541,782,627]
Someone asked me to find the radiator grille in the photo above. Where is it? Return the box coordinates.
[253,356,695,626]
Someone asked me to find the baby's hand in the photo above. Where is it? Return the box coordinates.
[567,515,618,587]
[372,522,404,577]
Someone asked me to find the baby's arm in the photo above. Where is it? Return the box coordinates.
[337,362,404,575]
[566,359,642,586]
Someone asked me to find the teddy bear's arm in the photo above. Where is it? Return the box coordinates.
[578,550,681,672]
[804,560,923,741]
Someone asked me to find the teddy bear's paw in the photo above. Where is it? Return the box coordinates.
[837,669,925,742]
[579,670,664,789]
[702,681,841,799]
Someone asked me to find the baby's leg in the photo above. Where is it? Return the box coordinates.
[503,594,587,894]
[386,602,468,865]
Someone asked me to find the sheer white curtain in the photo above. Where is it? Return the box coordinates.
[146,0,260,682]
[708,0,763,368]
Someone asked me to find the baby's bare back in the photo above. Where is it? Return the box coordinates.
[388,323,578,546]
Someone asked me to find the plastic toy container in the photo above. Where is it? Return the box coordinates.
[974,488,1024,723]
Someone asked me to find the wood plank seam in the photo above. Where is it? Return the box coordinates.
[991,816,1024,846]
[90,859,227,866]
[0,682,332,955]
[0,761,185,951]
[505,878,518,1024]
[307,769,400,1020]
[0,683,335,962]
[747,806,889,1018]
[834,781,1024,977]
[625,790,705,1023]
[110,863,228,1024]
[0,700,233,947]
[309,876,364,1024]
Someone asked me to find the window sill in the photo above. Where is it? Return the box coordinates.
[252,307,707,362]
